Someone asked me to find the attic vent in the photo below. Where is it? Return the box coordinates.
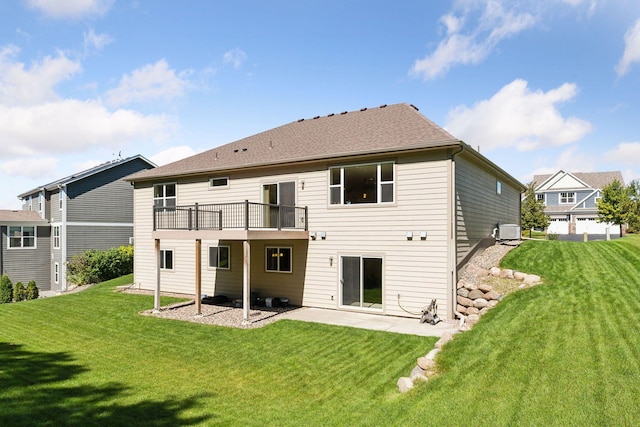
[242,148,247,152]
[297,118,304,122]
[328,113,334,117]
[313,116,320,119]
[410,104,419,111]
[379,104,387,108]
[340,111,347,115]
[234,149,239,153]
[360,107,367,111]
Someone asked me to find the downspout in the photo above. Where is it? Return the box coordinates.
[60,184,68,292]
[449,144,465,328]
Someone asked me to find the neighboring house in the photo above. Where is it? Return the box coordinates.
[126,103,525,321]
[0,155,155,292]
[532,170,624,235]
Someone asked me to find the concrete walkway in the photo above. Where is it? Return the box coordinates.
[279,307,459,337]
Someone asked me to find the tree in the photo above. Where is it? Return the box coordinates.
[0,274,13,303]
[521,181,550,238]
[25,280,39,300]
[597,179,630,238]
[13,281,25,302]
[627,179,640,233]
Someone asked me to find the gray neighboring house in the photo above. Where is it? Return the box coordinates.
[532,170,625,235]
[0,155,155,292]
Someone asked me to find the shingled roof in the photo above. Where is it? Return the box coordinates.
[533,171,625,190]
[0,210,48,225]
[126,103,461,182]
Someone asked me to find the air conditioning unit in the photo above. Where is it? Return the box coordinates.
[498,224,521,240]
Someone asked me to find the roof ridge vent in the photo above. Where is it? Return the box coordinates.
[409,104,419,111]
[360,107,367,111]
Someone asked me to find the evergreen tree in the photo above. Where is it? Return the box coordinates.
[0,274,13,303]
[26,280,39,300]
[521,182,550,238]
[626,180,640,233]
[13,281,25,302]
[597,179,630,238]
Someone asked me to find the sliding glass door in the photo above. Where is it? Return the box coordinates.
[340,256,383,310]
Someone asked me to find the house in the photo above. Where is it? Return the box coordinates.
[532,170,624,235]
[0,155,155,292]
[125,103,525,322]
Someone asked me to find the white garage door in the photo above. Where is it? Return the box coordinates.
[575,217,620,235]
[547,217,569,234]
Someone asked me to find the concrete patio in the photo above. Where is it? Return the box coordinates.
[279,307,459,337]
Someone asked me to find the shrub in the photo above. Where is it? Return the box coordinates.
[25,280,39,300]
[13,281,26,302]
[547,233,558,241]
[0,274,13,303]
[67,246,134,285]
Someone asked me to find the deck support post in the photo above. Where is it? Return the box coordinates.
[242,240,251,323]
[195,239,202,316]
[154,239,161,312]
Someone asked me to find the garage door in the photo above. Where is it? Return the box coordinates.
[547,217,569,234]
[575,217,620,235]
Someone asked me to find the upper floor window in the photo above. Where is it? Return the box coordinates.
[154,183,177,207]
[209,246,230,269]
[209,177,229,189]
[496,180,502,195]
[53,226,61,249]
[59,193,63,210]
[8,226,36,249]
[536,193,545,204]
[559,192,576,204]
[329,162,394,205]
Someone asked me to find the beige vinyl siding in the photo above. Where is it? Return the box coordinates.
[133,151,454,318]
[455,154,522,264]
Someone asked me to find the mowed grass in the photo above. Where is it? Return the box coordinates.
[2,235,640,426]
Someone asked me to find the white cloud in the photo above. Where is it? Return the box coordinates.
[0,45,82,106]
[445,79,592,151]
[0,157,58,179]
[410,0,537,80]
[616,18,640,76]
[0,100,176,157]
[150,145,199,166]
[223,48,247,70]
[83,29,113,53]
[604,141,640,166]
[24,0,114,19]
[105,59,191,106]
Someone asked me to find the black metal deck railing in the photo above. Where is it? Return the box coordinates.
[153,201,308,231]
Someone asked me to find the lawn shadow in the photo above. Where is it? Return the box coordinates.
[0,342,213,426]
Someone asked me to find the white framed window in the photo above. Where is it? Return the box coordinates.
[159,249,174,270]
[54,262,60,284]
[208,246,230,269]
[209,177,229,189]
[53,226,61,249]
[8,226,36,249]
[154,183,177,207]
[38,194,43,214]
[265,247,292,273]
[59,192,63,210]
[559,192,576,204]
[28,196,33,211]
[329,161,394,205]
[496,180,502,195]
[536,193,544,203]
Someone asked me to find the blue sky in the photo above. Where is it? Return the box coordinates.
[1,0,639,209]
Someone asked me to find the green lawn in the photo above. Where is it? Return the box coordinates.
[1,236,640,426]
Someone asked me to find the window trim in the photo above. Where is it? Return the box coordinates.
[54,262,60,284]
[265,246,292,273]
[209,177,229,189]
[7,226,37,249]
[328,161,395,206]
[559,192,576,204]
[153,182,177,208]
[208,245,230,270]
[159,249,174,271]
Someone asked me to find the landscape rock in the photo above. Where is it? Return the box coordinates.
[468,289,485,300]
[488,300,499,308]
[477,283,493,292]
[466,306,480,315]
[457,288,469,298]
[518,283,527,289]
[479,307,490,315]
[466,314,480,327]
[410,365,428,382]
[463,281,478,291]
[417,356,435,370]
[397,377,414,393]
[524,274,541,285]
[457,295,473,307]
[513,271,526,281]
[425,348,440,361]
[435,331,454,349]
[464,263,490,278]
[456,304,467,314]
[473,298,489,309]
[484,290,500,301]
[500,269,514,279]
[489,267,501,277]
